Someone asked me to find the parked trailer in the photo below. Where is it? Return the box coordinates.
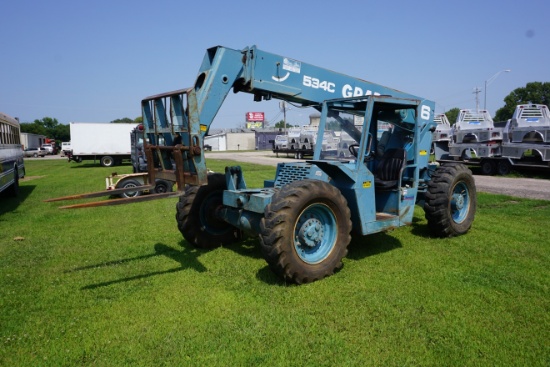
[105,172,174,198]
[435,104,550,175]
[273,147,314,159]
[67,122,138,167]
[432,113,452,143]
[273,127,339,159]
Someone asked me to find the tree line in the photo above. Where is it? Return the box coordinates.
[19,116,141,143]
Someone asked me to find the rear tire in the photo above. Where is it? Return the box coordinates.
[154,180,173,194]
[100,156,115,167]
[260,179,352,284]
[497,159,512,176]
[480,159,496,176]
[424,163,476,237]
[175,173,242,249]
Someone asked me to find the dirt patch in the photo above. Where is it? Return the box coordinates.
[21,176,45,182]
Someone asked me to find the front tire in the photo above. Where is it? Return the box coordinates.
[175,173,241,249]
[260,179,352,284]
[424,163,476,237]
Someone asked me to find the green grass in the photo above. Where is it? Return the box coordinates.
[1,159,549,366]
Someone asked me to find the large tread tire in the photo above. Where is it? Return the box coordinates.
[175,173,241,249]
[424,163,476,237]
[260,179,352,284]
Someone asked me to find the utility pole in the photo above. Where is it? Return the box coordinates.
[473,87,482,112]
[280,101,287,135]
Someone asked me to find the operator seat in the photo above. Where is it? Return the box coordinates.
[374,148,406,190]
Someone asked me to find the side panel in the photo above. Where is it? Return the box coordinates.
[70,123,138,155]
[245,47,423,104]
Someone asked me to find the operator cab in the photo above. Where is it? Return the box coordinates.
[296,95,431,234]
[311,96,419,189]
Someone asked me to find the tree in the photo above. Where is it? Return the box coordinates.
[274,120,294,129]
[444,108,460,125]
[52,124,70,142]
[111,117,135,123]
[495,82,550,121]
[20,121,47,136]
[20,117,70,142]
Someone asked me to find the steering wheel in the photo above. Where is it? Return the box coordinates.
[348,144,360,158]
[348,133,374,160]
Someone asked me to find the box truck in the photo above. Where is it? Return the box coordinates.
[67,122,138,167]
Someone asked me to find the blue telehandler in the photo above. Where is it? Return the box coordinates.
[53,45,477,284]
[141,45,477,284]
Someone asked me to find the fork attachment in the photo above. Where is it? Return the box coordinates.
[141,88,209,190]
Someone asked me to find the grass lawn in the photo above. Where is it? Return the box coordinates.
[1,159,548,366]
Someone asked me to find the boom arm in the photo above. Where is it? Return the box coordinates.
[141,45,428,187]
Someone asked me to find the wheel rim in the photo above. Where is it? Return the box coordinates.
[450,182,470,223]
[123,183,139,197]
[293,203,337,264]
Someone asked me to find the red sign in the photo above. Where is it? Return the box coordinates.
[246,112,264,122]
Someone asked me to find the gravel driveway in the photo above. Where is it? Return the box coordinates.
[206,151,550,201]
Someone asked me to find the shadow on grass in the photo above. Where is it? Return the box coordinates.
[250,231,405,286]
[74,242,207,290]
[346,231,403,260]
[225,236,264,259]
[406,215,459,239]
[0,185,35,216]
[409,215,435,238]
[253,233,404,286]
[77,225,413,288]
[256,266,287,285]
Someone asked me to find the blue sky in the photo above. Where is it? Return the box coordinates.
[1,0,549,128]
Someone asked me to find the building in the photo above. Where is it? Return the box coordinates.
[204,131,255,151]
[204,129,280,151]
[255,130,279,150]
[21,132,47,149]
